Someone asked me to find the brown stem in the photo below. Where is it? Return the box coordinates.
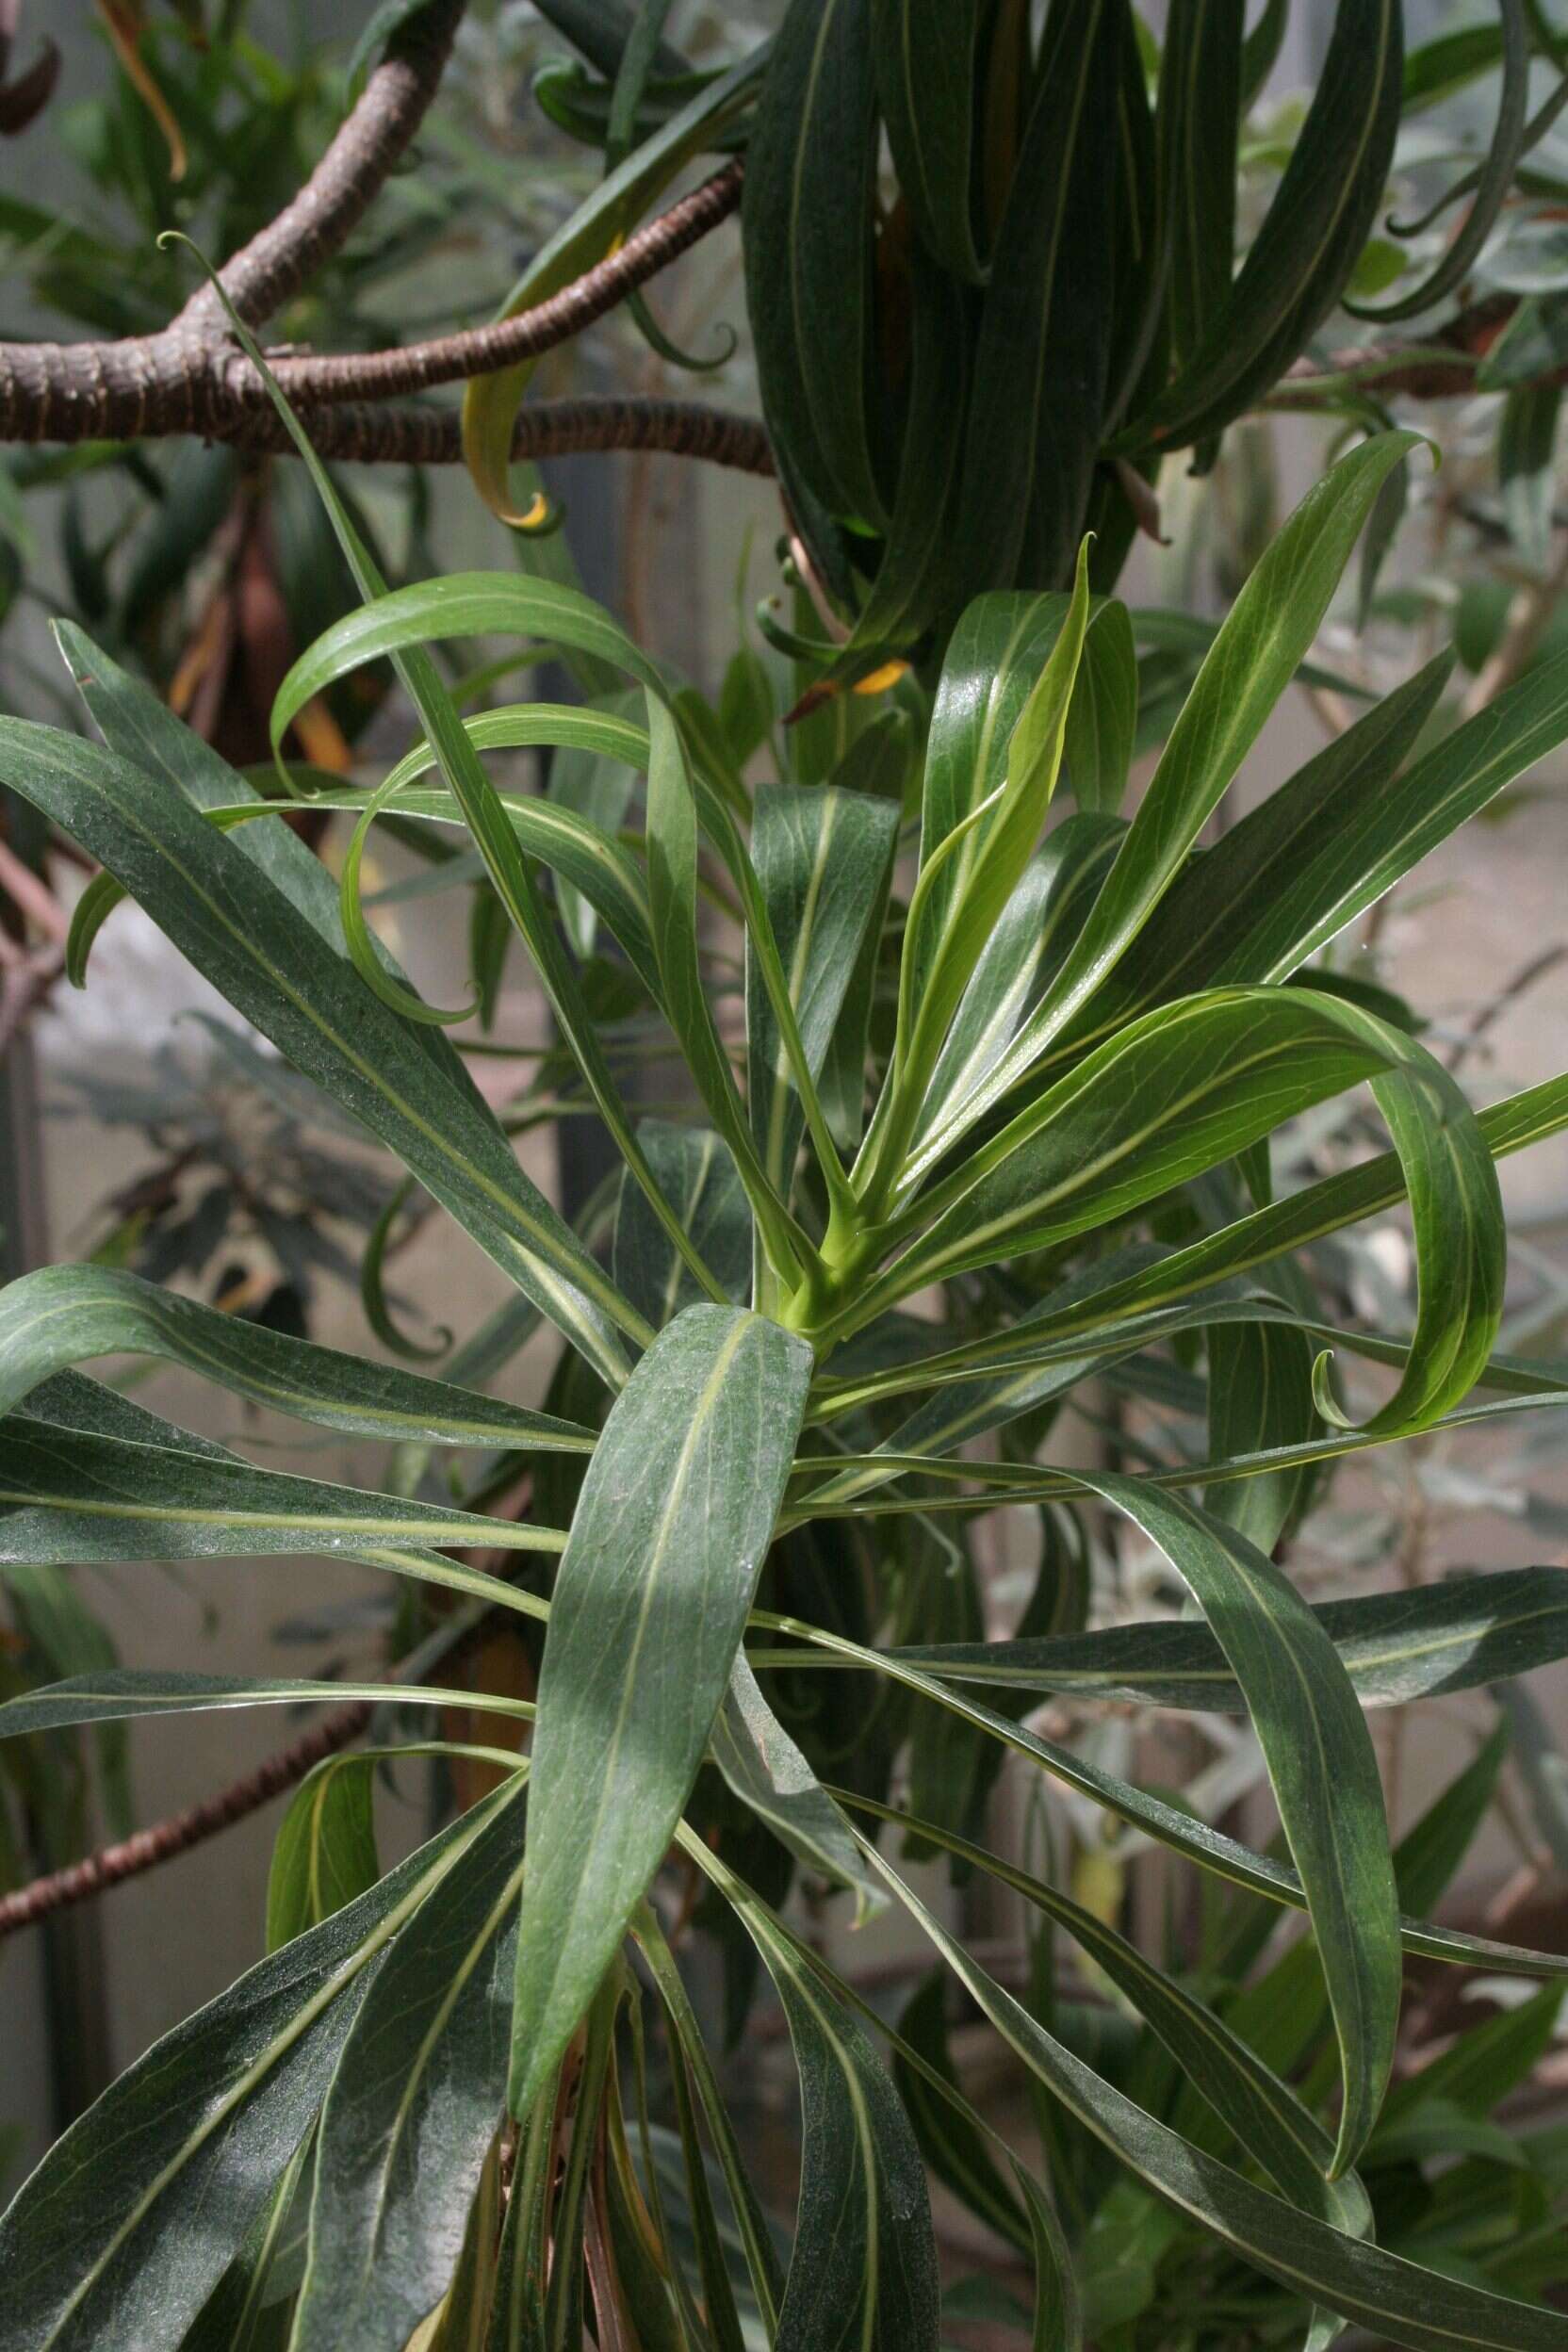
[261,163,743,409]
[228,393,776,475]
[0,1698,373,1939]
[0,186,753,458]
[177,0,467,335]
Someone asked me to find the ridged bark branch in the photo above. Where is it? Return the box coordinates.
[235,392,775,473]
[176,0,467,335]
[0,1700,373,1938]
[0,165,748,450]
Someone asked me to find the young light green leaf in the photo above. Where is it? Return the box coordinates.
[508,1306,811,2121]
[1062,600,1138,813]
[854,987,1406,1323]
[268,1754,383,1952]
[904,433,1424,1181]
[864,544,1094,1209]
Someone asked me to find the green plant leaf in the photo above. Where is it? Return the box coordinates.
[1120,0,1404,455]
[292,1785,527,2352]
[858,987,1409,1315]
[948,0,1127,601]
[727,1875,941,2351]
[710,1655,885,1917]
[1205,1311,1316,1554]
[844,1073,1567,1407]
[862,1799,1369,2236]
[904,433,1424,1179]
[1074,1474,1399,2177]
[746,780,898,1199]
[508,1306,811,2119]
[861,1842,1568,2352]
[0,1674,535,1742]
[747,1613,1568,1980]
[0,1798,510,2352]
[612,1121,752,1331]
[913,814,1123,1156]
[1062,599,1138,813]
[0,1409,558,1571]
[1348,0,1528,323]
[743,0,885,531]
[268,1754,384,1952]
[0,1266,595,1452]
[462,45,767,521]
[1065,649,1453,1043]
[1158,0,1243,414]
[873,0,986,280]
[867,547,1094,1207]
[0,717,644,1387]
[893,1974,1032,2250]
[878,1567,1568,1717]
[645,701,823,1279]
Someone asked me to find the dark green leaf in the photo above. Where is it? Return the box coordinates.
[0,1266,595,1452]
[292,1787,526,2352]
[0,1800,509,2352]
[1122,0,1404,455]
[508,1307,811,2118]
[743,0,885,530]
[949,0,1126,601]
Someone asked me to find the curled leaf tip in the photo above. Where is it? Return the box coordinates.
[1311,1347,1356,1430]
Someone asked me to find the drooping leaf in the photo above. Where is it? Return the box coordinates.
[863,1844,1568,2352]
[0,715,643,1387]
[711,1655,885,1916]
[1074,1474,1399,2176]
[873,0,987,281]
[0,1266,595,1453]
[721,1865,942,2352]
[1121,0,1404,455]
[462,46,768,521]
[743,0,885,532]
[881,1567,1568,1717]
[867,1802,1369,2237]
[948,0,1127,602]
